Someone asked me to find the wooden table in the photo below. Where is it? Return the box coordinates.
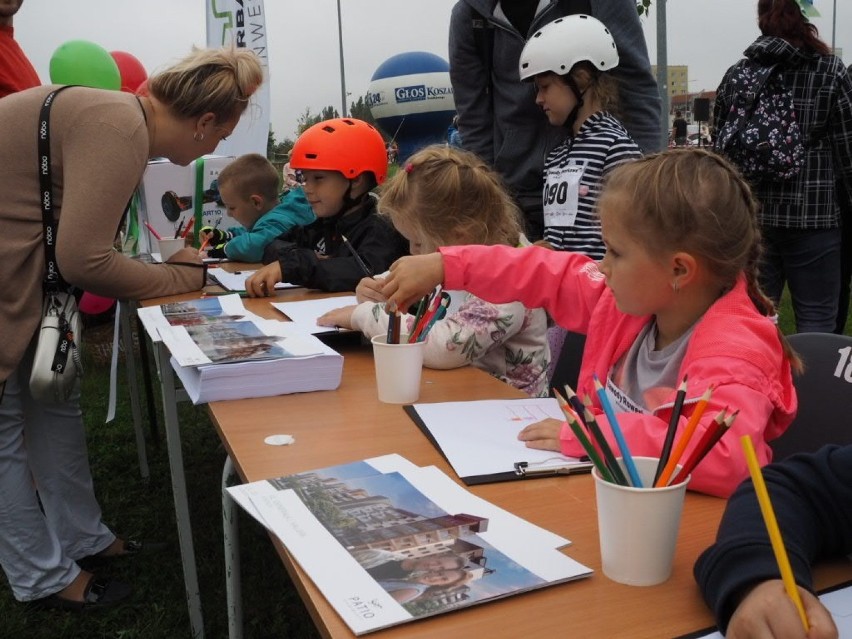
[146,281,852,639]
[208,339,781,639]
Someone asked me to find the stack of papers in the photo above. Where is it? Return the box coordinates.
[228,454,592,635]
[137,294,343,404]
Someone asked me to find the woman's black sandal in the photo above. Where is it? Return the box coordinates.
[34,576,132,612]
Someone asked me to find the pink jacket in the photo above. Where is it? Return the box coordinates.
[441,245,797,497]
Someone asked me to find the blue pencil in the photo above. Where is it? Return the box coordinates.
[593,374,642,487]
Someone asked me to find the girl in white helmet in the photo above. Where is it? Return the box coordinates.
[519,14,641,259]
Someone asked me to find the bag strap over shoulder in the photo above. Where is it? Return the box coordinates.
[37,85,74,294]
[741,61,779,110]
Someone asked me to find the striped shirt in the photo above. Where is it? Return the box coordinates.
[542,111,642,258]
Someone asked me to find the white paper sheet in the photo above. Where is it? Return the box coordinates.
[228,454,592,635]
[271,296,358,335]
[410,399,590,479]
[207,267,299,291]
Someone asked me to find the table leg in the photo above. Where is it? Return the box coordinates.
[118,301,149,480]
[223,456,243,639]
[157,341,205,638]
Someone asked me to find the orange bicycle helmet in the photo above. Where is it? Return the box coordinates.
[290,118,388,184]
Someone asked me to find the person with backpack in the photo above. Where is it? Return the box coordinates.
[448,0,661,241]
[713,0,852,334]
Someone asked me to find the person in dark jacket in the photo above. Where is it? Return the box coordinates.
[694,445,851,638]
[448,0,661,240]
[247,118,408,294]
[714,0,852,333]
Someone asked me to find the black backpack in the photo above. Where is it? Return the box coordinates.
[714,60,805,181]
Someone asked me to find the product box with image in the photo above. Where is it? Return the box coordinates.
[136,154,236,253]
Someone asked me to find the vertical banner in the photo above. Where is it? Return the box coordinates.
[206,0,270,157]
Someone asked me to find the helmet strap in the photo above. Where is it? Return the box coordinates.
[561,73,586,131]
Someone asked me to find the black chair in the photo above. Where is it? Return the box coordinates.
[547,330,586,396]
[769,332,852,460]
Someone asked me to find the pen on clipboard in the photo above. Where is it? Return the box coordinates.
[341,235,374,277]
[513,460,592,478]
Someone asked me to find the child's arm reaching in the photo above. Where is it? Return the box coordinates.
[356,276,386,304]
[224,191,315,262]
[382,254,445,311]
[332,296,547,396]
[384,245,605,334]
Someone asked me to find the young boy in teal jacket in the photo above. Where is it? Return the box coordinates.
[199,153,314,262]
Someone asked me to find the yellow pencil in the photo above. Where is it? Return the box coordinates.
[740,434,809,632]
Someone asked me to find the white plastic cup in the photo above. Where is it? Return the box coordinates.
[371,334,425,404]
[158,237,185,262]
[593,456,690,586]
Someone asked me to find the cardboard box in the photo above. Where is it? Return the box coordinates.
[136,155,236,252]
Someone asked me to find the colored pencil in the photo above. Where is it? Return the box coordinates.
[341,234,374,277]
[181,216,195,239]
[409,288,441,342]
[418,294,450,341]
[562,384,589,427]
[386,309,398,344]
[593,374,642,487]
[582,405,629,486]
[202,291,249,298]
[554,389,613,483]
[407,296,428,343]
[669,408,730,486]
[144,221,163,241]
[655,385,714,488]
[393,311,401,343]
[740,434,810,632]
[654,375,689,485]
[174,216,186,239]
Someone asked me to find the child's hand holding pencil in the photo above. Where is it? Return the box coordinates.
[726,579,834,639]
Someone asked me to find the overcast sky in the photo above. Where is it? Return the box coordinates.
[14,1,850,141]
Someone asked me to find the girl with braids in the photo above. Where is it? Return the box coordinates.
[318,145,550,397]
[380,149,799,497]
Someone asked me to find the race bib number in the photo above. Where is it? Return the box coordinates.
[543,164,584,228]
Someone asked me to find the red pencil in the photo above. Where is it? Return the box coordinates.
[181,216,195,239]
[409,290,441,342]
[144,221,163,241]
[669,408,735,485]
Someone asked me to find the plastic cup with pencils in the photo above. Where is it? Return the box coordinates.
[593,456,690,586]
[371,325,425,404]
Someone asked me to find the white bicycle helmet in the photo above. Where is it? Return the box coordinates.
[518,15,619,81]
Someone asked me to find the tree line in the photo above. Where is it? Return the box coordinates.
[267,93,379,162]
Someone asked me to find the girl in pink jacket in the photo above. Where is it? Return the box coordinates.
[380,149,799,498]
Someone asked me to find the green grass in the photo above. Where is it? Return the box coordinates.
[0,327,320,638]
[1,288,847,638]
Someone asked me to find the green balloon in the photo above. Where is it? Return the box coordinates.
[49,40,121,90]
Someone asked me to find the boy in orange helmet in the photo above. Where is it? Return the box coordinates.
[247,118,408,293]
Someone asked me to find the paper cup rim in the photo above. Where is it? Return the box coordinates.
[591,456,691,492]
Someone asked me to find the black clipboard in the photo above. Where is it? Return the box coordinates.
[402,404,592,486]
